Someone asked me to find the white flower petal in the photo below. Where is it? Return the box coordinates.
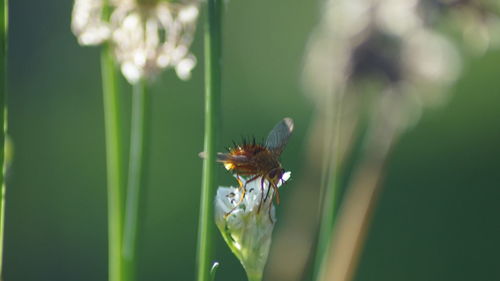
[175,55,196,80]
[71,0,110,45]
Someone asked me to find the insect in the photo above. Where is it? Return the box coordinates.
[203,118,294,216]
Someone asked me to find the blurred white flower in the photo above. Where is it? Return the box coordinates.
[303,0,461,130]
[376,0,421,36]
[111,1,199,83]
[71,0,200,83]
[71,0,111,45]
[402,29,460,94]
[215,172,291,281]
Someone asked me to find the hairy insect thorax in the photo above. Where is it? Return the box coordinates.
[253,149,281,172]
[226,144,282,177]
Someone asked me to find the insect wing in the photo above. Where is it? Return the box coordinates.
[199,151,249,163]
[216,152,249,163]
[265,118,294,154]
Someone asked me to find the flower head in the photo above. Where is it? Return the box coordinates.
[215,172,291,281]
[71,0,200,83]
[303,0,461,130]
[111,1,199,83]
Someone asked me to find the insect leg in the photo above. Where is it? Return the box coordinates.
[224,187,246,219]
[245,175,260,186]
[273,181,280,205]
[224,175,260,218]
[265,180,281,223]
[265,179,280,205]
[264,179,272,202]
[236,175,244,188]
[263,169,281,204]
[257,176,266,213]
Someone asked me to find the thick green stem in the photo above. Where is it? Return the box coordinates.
[0,0,7,278]
[101,44,125,281]
[196,0,222,281]
[123,80,150,281]
[246,272,262,281]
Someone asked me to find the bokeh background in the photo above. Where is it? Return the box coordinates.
[5,0,500,281]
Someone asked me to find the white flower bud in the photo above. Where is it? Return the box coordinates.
[215,172,290,281]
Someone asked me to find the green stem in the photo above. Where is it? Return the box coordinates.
[0,0,7,278]
[196,0,222,281]
[313,172,342,281]
[312,97,343,281]
[123,80,150,281]
[101,44,125,281]
[314,94,372,281]
[317,93,335,214]
[246,272,262,281]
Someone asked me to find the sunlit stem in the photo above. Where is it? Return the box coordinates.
[323,91,396,281]
[313,92,343,281]
[323,137,394,281]
[196,0,222,280]
[209,261,220,281]
[318,88,388,281]
[123,80,151,281]
[0,0,7,278]
[323,157,386,281]
[101,44,125,281]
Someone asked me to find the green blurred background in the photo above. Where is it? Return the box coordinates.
[4,0,500,281]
